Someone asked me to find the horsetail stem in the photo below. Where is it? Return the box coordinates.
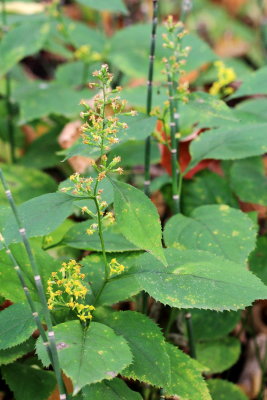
[1,0,16,163]
[0,169,68,400]
[144,0,159,196]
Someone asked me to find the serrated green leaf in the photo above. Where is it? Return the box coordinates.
[36,320,132,394]
[75,0,128,14]
[81,253,142,306]
[82,378,142,399]
[128,248,267,311]
[2,362,56,400]
[189,123,267,169]
[0,21,50,76]
[112,180,166,265]
[207,379,248,400]
[63,221,140,252]
[164,343,211,400]
[230,66,267,99]
[0,338,35,366]
[0,163,57,205]
[230,157,267,205]
[0,242,61,302]
[164,205,256,264]
[0,303,36,350]
[182,171,238,215]
[188,310,241,341]
[1,193,75,248]
[97,311,170,388]
[196,337,241,373]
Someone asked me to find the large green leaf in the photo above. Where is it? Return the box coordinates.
[164,205,256,264]
[1,193,75,248]
[75,0,128,14]
[112,180,166,265]
[36,320,132,394]
[81,253,142,306]
[164,343,211,400]
[188,123,267,170]
[97,311,170,388]
[0,303,36,350]
[63,221,140,252]
[182,171,238,215]
[230,157,267,205]
[0,164,57,205]
[207,379,248,400]
[188,310,240,341]
[249,236,267,285]
[0,338,35,366]
[0,21,50,76]
[2,362,56,400]
[82,378,142,399]
[0,242,61,302]
[230,66,267,99]
[127,248,267,311]
[196,337,241,373]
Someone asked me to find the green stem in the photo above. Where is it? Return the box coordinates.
[0,169,68,400]
[94,197,109,281]
[144,0,159,196]
[1,0,15,163]
[185,312,196,359]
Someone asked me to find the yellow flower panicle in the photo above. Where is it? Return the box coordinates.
[209,61,236,97]
[109,258,125,275]
[47,259,95,322]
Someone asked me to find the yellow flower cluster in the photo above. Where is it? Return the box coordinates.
[74,45,102,63]
[47,259,95,322]
[109,258,125,275]
[209,61,236,97]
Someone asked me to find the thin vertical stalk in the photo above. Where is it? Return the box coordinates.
[144,0,159,196]
[1,0,16,163]
[185,312,196,359]
[0,169,68,400]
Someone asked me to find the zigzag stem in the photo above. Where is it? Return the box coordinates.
[1,0,16,163]
[0,169,68,400]
[144,0,159,196]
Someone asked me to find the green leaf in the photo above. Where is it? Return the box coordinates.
[97,311,170,388]
[0,163,57,205]
[230,157,267,205]
[196,337,241,373]
[207,379,248,400]
[2,362,56,400]
[0,338,35,366]
[129,248,267,311]
[1,193,75,247]
[81,253,142,306]
[188,310,241,341]
[82,378,142,399]
[109,140,160,168]
[234,98,267,122]
[0,303,36,350]
[75,0,128,14]
[249,236,267,285]
[164,205,256,264]
[63,222,141,252]
[36,320,132,394]
[189,123,267,169]
[0,242,61,302]
[0,21,50,76]
[112,180,166,265]
[164,343,211,400]
[182,170,238,215]
[230,66,267,99]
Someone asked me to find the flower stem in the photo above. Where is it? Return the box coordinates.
[185,312,196,358]
[144,0,159,196]
[0,169,68,400]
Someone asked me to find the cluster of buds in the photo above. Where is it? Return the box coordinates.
[209,61,236,97]
[109,258,125,275]
[47,259,95,322]
[162,16,191,104]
